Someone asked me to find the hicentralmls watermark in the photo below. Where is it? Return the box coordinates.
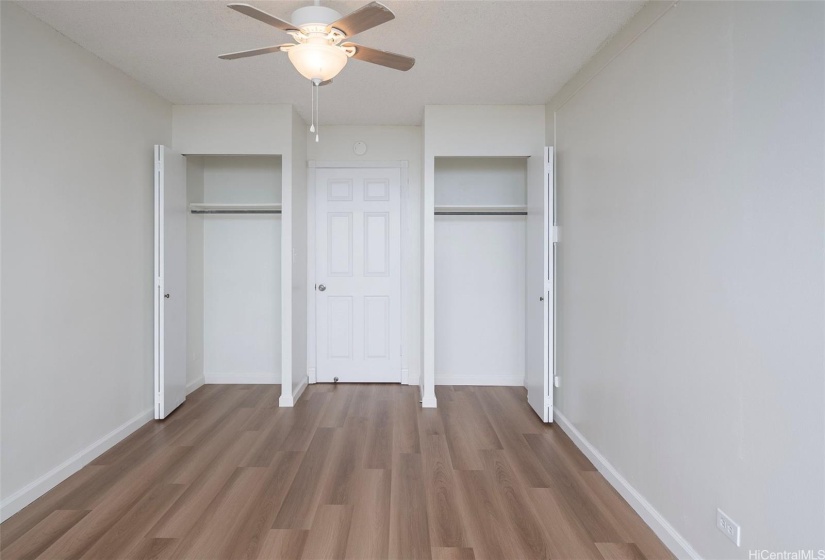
[749,551,825,560]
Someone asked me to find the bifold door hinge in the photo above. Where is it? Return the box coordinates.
[551,226,560,244]
[544,395,553,408]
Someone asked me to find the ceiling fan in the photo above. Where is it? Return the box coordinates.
[218,1,415,84]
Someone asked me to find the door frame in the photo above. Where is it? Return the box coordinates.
[307,161,409,385]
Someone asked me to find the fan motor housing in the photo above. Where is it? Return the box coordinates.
[290,5,342,28]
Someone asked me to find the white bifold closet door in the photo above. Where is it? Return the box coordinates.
[526,147,555,422]
[154,145,187,419]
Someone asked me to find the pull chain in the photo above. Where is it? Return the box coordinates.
[309,80,316,133]
[309,79,320,141]
[315,80,320,142]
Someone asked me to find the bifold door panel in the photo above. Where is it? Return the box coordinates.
[526,147,555,422]
[315,167,401,383]
[154,145,187,419]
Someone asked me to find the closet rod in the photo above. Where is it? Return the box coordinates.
[190,209,282,215]
[435,211,527,216]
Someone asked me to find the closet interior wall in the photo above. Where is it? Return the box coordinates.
[434,157,528,386]
[187,155,283,385]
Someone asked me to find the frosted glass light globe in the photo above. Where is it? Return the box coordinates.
[288,42,348,82]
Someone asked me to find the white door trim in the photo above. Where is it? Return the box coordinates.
[307,161,408,384]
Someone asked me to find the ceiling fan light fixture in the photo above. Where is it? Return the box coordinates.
[221,1,415,141]
[287,42,348,82]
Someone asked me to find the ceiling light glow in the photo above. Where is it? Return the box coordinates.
[287,41,348,82]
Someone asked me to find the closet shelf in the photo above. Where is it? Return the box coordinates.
[434,205,528,216]
[189,203,282,215]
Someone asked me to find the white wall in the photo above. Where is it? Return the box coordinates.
[172,105,293,156]
[549,1,825,558]
[307,125,422,385]
[435,217,526,385]
[200,156,282,384]
[434,158,527,207]
[202,217,281,383]
[203,156,283,203]
[422,106,545,406]
[0,2,172,519]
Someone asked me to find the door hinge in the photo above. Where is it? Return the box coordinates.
[551,226,560,244]
[544,395,553,408]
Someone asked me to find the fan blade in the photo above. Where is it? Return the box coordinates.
[228,4,297,33]
[343,42,414,71]
[327,2,394,38]
[219,44,291,60]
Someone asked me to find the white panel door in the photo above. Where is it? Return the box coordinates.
[316,167,401,382]
[526,147,555,422]
[154,145,187,419]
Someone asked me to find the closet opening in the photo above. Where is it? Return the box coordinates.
[434,156,528,386]
[187,155,283,386]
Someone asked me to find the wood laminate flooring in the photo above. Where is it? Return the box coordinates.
[0,384,674,560]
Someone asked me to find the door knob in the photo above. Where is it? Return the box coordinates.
[165,294,170,299]
[318,284,326,292]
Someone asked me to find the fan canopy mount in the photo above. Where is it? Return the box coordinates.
[290,5,343,28]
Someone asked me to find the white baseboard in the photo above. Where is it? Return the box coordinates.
[186,375,205,395]
[435,373,525,386]
[278,375,308,407]
[0,407,153,523]
[419,383,438,408]
[401,368,410,385]
[204,372,279,384]
[554,410,702,560]
[293,375,308,402]
[421,394,438,408]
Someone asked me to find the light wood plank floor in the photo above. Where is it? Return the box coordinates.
[0,384,674,560]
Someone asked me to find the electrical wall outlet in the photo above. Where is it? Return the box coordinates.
[717,508,741,547]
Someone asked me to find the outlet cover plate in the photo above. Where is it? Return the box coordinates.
[717,508,741,547]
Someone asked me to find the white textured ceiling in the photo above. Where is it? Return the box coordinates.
[18,0,644,125]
